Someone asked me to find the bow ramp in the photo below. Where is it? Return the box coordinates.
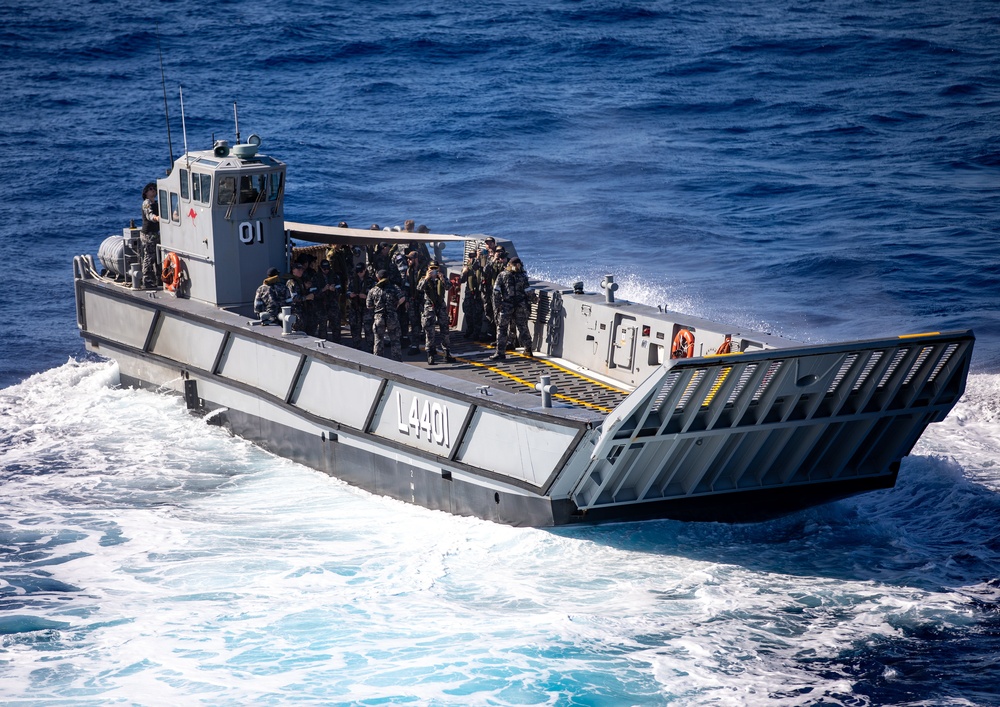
[572,331,974,521]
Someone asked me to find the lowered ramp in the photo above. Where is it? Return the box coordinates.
[572,331,974,519]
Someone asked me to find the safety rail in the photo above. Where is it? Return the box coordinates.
[573,331,974,509]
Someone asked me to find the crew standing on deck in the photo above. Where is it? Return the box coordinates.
[418,263,457,365]
[460,251,485,341]
[139,182,161,289]
[368,242,397,283]
[490,257,534,361]
[316,259,342,342]
[482,243,508,342]
[402,251,424,355]
[326,241,353,328]
[286,261,314,333]
[347,261,375,352]
[253,267,289,325]
[367,269,405,361]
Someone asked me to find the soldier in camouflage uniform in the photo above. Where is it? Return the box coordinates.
[367,242,398,284]
[253,267,290,325]
[325,242,353,329]
[286,262,314,333]
[366,269,405,361]
[316,260,342,342]
[402,251,425,355]
[347,261,375,352]
[418,263,456,365]
[139,182,161,288]
[490,257,533,361]
[296,255,323,336]
[459,251,484,340]
[482,244,508,341]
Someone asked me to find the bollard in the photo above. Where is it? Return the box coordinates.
[600,274,618,303]
[535,374,559,408]
[278,306,297,336]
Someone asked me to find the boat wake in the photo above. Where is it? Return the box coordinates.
[1,361,998,704]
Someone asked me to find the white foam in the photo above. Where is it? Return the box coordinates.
[1,361,997,704]
[913,372,1000,491]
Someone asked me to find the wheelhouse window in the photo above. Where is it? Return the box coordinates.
[268,172,283,201]
[217,176,236,205]
[158,189,168,222]
[199,173,212,203]
[179,169,190,200]
[170,192,180,222]
[239,173,268,203]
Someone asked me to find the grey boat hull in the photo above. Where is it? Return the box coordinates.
[114,361,901,526]
[76,273,972,527]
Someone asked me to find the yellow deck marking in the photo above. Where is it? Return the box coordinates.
[454,354,615,413]
[464,341,630,395]
[519,354,631,395]
[898,332,940,339]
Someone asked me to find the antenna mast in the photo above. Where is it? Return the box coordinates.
[157,28,174,171]
[233,102,241,144]
[180,86,189,166]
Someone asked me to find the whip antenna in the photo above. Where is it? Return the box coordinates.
[179,85,189,166]
[156,27,174,170]
[233,101,241,144]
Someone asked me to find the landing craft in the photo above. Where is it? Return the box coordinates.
[73,132,974,526]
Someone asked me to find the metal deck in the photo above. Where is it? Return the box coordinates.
[390,331,629,414]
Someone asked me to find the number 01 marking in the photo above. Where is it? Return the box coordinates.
[239,221,263,244]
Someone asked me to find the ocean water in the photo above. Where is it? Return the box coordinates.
[1,0,999,704]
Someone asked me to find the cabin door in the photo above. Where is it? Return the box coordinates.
[610,315,637,369]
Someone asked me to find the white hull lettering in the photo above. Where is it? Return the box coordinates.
[396,392,451,449]
[239,220,264,244]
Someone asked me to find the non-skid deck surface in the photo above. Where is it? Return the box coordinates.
[397,331,630,414]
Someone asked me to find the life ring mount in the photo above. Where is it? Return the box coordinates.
[161,252,184,293]
[672,328,695,359]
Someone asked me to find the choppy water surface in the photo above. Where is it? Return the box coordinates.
[2,363,999,704]
[1,0,998,703]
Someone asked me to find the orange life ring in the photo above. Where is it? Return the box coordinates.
[716,336,732,355]
[161,252,183,292]
[672,328,695,359]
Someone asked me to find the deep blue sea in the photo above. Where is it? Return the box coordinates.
[2,0,999,704]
